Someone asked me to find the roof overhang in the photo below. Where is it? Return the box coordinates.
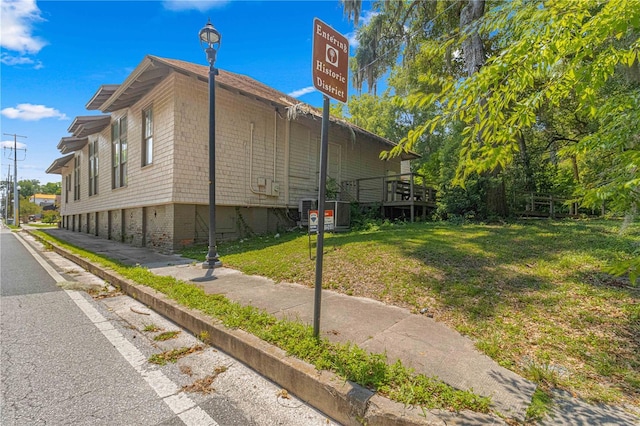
[86,84,120,110]
[57,136,88,154]
[86,55,420,160]
[99,57,171,112]
[46,153,75,175]
[68,115,111,138]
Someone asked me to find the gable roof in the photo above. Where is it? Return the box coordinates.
[88,55,419,160]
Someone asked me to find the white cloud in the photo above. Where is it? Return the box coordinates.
[0,0,47,54]
[288,86,316,98]
[0,52,43,69]
[163,0,230,12]
[1,103,68,121]
[0,141,27,150]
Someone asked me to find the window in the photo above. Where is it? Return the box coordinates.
[111,116,128,188]
[142,107,153,166]
[65,174,71,203]
[73,155,80,200]
[88,139,99,196]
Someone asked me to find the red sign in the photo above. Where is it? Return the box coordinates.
[312,18,349,103]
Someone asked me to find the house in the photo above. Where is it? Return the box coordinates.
[46,55,416,252]
[30,193,58,208]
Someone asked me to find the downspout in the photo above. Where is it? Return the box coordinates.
[273,111,277,183]
[284,117,290,205]
[249,122,260,194]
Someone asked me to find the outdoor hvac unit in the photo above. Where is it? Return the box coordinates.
[326,200,351,232]
[298,198,317,226]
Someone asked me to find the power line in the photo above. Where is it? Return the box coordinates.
[3,133,27,225]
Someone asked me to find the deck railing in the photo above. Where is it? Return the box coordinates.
[341,173,437,205]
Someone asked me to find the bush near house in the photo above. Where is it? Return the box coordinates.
[42,210,61,224]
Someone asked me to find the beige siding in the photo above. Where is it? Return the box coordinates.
[60,74,176,218]
[172,73,291,209]
[56,66,404,251]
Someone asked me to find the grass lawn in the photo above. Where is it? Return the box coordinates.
[181,218,640,407]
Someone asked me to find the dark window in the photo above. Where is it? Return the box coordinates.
[112,116,128,188]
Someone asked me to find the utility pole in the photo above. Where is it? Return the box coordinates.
[4,165,11,220]
[3,133,27,225]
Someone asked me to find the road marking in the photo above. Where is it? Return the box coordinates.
[13,232,219,426]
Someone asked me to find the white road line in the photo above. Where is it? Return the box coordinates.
[13,232,219,426]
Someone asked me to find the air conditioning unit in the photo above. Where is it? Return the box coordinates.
[325,200,351,232]
[298,198,317,226]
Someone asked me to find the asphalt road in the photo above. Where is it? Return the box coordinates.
[0,228,337,426]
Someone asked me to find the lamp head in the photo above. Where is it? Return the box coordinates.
[199,19,221,50]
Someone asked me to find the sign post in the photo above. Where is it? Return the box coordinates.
[311,18,348,339]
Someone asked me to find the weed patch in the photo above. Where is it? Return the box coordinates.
[149,346,203,365]
[143,324,161,332]
[153,331,181,341]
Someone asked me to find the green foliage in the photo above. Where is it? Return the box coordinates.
[41,182,61,195]
[525,388,554,423]
[17,179,40,198]
[42,210,60,224]
[143,324,161,332]
[16,179,61,197]
[153,331,180,341]
[344,0,639,225]
[148,346,201,365]
[19,198,40,222]
[405,0,639,210]
[349,202,384,230]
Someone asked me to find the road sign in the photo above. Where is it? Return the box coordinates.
[312,18,349,103]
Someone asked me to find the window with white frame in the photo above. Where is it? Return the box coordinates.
[111,116,128,188]
[142,107,153,166]
[88,139,99,196]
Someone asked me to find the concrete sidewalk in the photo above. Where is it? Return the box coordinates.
[30,228,640,425]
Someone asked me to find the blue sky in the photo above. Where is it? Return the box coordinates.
[1,0,373,185]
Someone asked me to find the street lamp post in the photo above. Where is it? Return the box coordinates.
[16,185,20,226]
[200,19,222,269]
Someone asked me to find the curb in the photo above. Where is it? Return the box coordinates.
[28,229,503,426]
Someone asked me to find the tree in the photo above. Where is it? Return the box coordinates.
[387,0,639,280]
[343,0,513,216]
[18,197,40,223]
[17,179,40,199]
[399,1,638,209]
[41,182,61,195]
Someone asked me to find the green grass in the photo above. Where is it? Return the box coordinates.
[181,218,640,407]
[32,230,491,415]
[153,331,181,341]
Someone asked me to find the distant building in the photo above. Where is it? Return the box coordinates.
[30,193,58,208]
[47,55,417,252]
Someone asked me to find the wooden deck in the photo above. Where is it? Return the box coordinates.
[341,173,437,222]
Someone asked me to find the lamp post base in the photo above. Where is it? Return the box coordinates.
[202,249,222,269]
[202,259,222,269]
